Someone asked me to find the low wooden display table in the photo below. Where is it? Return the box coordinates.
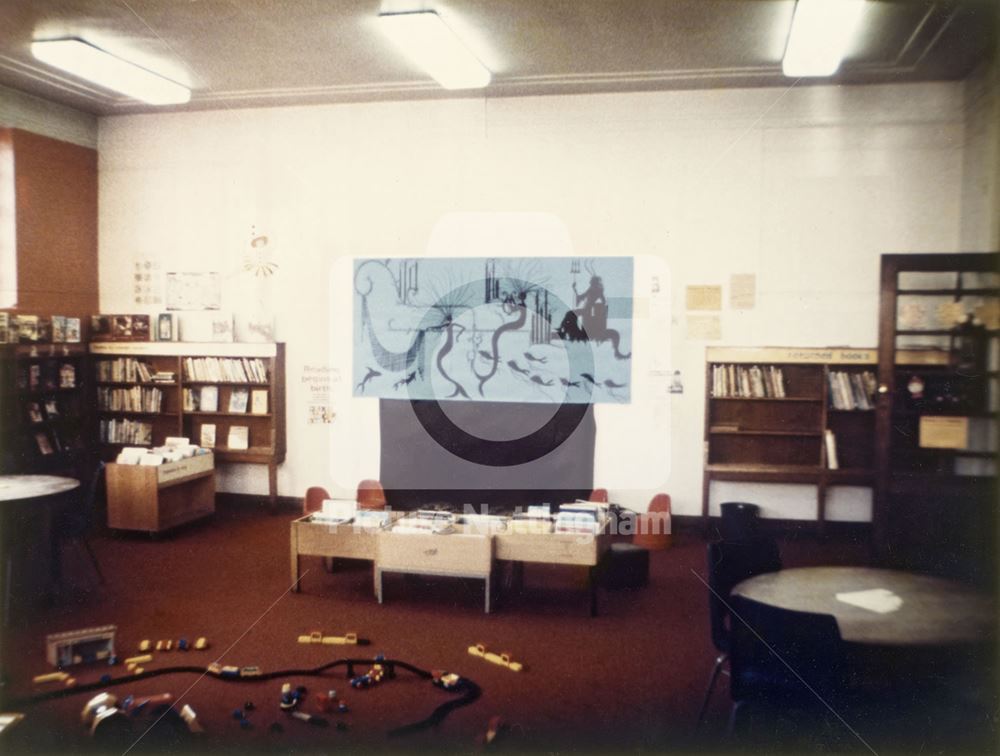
[496,529,612,615]
[290,513,613,615]
[289,514,399,591]
[377,528,494,612]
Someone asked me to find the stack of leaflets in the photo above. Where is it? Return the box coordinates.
[310,498,357,525]
[554,501,608,535]
[393,510,456,535]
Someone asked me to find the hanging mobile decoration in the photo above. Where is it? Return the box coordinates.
[244,229,279,278]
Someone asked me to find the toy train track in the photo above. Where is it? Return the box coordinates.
[9,656,481,737]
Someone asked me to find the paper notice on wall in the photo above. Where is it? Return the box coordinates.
[133,260,163,306]
[686,314,721,341]
[729,274,756,310]
[302,364,339,424]
[686,285,722,311]
[919,415,968,449]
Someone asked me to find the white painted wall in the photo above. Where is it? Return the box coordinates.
[98,81,975,519]
[961,56,1000,251]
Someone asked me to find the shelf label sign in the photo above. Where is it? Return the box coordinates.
[918,416,969,449]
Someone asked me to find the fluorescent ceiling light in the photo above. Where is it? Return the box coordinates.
[377,10,491,90]
[782,0,867,77]
[31,38,191,105]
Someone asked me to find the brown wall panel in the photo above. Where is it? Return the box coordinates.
[9,128,97,317]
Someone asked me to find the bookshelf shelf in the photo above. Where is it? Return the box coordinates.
[97,410,180,417]
[876,253,999,586]
[708,396,822,403]
[184,410,273,417]
[0,343,91,475]
[90,342,286,507]
[708,429,823,437]
[897,287,1000,296]
[96,381,179,387]
[182,381,271,387]
[703,346,881,536]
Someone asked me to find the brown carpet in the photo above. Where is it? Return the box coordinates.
[0,504,993,754]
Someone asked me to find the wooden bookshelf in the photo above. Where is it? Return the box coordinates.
[90,342,286,506]
[702,346,881,536]
[875,253,998,585]
[0,342,92,476]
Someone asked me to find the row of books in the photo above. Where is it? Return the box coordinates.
[183,387,268,414]
[27,398,64,423]
[828,370,877,411]
[711,364,787,399]
[98,386,164,413]
[99,418,154,445]
[183,357,268,384]
[33,429,76,456]
[96,358,158,383]
[91,314,152,342]
[0,313,82,344]
[18,363,76,391]
[199,424,250,450]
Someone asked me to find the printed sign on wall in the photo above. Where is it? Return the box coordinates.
[353,257,634,404]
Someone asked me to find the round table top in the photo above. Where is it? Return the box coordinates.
[0,475,80,503]
[732,566,995,646]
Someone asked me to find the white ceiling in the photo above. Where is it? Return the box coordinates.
[0,0,995,116]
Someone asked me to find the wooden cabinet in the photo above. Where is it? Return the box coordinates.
[875,253,998,585]
[90,342,286,505]
[106,453,215,533]
[702,347,880,534]
[0,343,92,476]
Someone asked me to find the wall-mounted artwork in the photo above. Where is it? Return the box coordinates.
[353,257,633,404]
[165,272,222,310]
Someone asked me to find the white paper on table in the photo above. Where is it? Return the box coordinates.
[835,588,903,614]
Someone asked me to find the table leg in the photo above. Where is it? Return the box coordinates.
[589,566,599,617]
[46,506,60,589]
[375,569,383,604]
[267,463,278,513]
[485,573,491,614]
[290,527,300,593]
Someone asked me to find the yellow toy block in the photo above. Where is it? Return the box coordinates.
[194,637,208,650]
[125,654,152,665]
[468,643,524,672]
[297,631,323,644]
[33,671,70,685]
[138,640,151,652]
[321,632,358,645]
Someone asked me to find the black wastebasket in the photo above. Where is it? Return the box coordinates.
[719,501,760,541]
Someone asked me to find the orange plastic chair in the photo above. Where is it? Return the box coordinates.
[589,488,609,503]
[303,486,331,515]
[633,493,672,550]
[356,479,388,511]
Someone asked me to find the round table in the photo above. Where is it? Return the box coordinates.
[0,475,80,502]
[0,474,81,614]
[732,566,995,646]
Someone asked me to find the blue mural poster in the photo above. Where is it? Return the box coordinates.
[353,257,633,404]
